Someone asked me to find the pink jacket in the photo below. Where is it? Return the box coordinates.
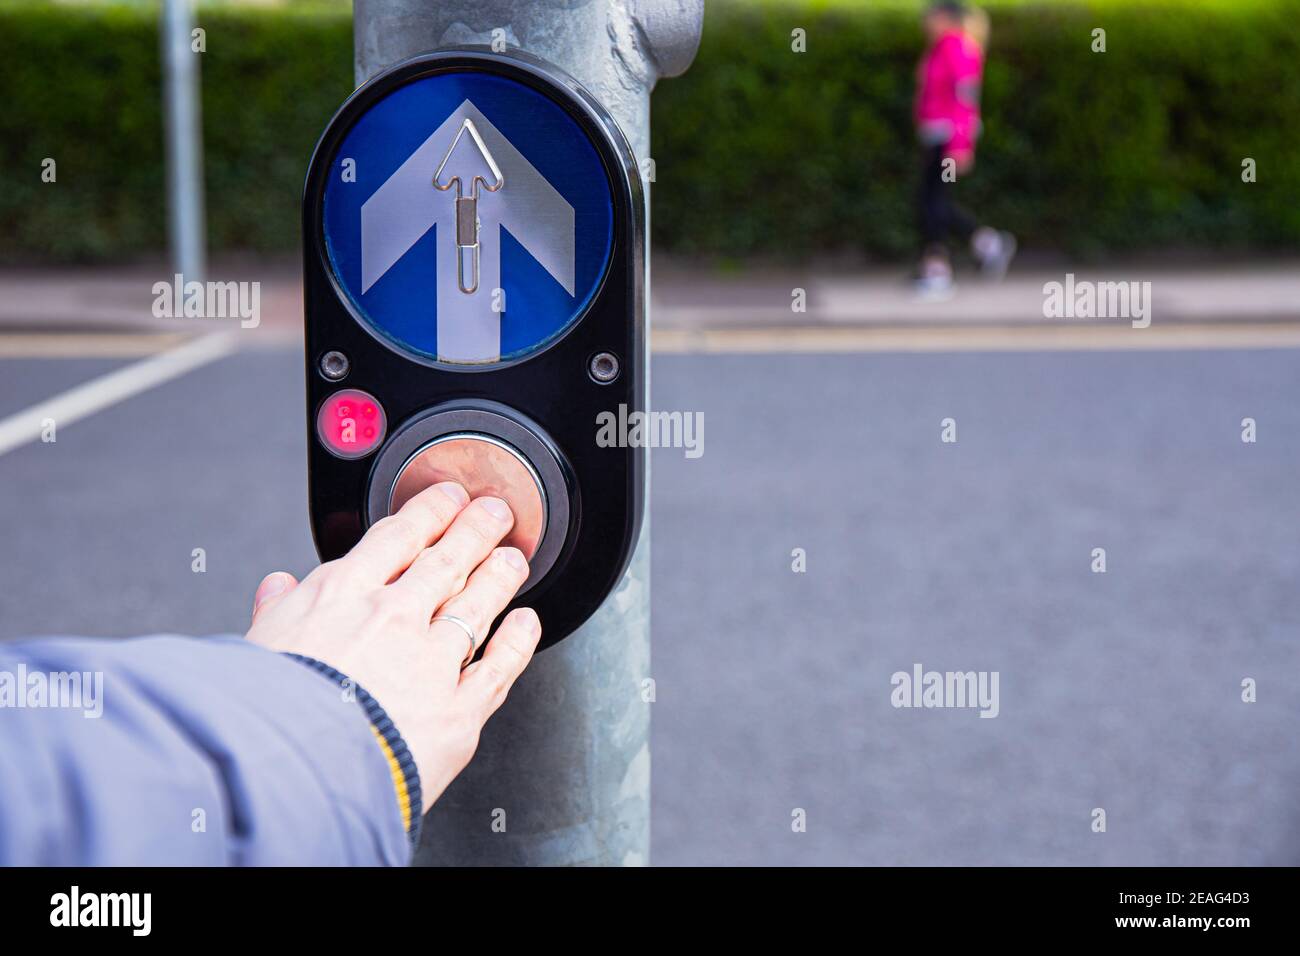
[914,29,983,160]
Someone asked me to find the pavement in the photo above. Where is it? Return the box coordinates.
[2,254,1299,343]
[1,257,1299,865]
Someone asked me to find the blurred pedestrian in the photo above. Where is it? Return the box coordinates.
[913,1,1015,297]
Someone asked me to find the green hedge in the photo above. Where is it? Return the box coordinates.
[0,2,353,262]
[654,0,1300,259]
[1,0,1298,263]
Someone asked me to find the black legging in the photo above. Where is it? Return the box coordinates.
[918,143,978,253]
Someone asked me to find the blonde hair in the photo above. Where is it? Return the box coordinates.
[964,7,990,50]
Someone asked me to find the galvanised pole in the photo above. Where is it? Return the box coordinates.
[352,0,703,865]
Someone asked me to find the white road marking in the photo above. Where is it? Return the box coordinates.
[0,332,238,458]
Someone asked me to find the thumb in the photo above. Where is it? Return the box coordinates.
[252,571,298,622]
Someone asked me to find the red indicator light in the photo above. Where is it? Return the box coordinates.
[317,388,386,460]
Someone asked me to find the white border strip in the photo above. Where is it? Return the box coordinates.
[0,332,238,458]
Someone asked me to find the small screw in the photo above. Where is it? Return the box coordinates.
[589,351,620,384]
[319,350,350,381]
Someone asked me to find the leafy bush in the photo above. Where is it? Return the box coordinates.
[0,2,352,262]
[1,0,1296,263]
[651,0,1300,259]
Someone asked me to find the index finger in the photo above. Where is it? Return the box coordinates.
[344,481,470,583]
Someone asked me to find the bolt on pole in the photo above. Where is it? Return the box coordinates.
[161,0,207,283]
[352,0,702,866]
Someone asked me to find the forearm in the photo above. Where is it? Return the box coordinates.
[0,635,413,865]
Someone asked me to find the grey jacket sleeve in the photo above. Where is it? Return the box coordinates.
[0,634,414,866]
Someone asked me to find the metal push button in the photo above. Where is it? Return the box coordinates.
[390,433,547,560]
[367,403,571,594]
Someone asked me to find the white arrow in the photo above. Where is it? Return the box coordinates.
[360,99,575,363]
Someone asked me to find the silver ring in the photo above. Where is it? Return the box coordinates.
[431,614,478,667]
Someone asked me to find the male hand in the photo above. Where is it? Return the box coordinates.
[244,481,541,812]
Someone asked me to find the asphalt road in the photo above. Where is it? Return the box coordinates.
[2,345,1298,865]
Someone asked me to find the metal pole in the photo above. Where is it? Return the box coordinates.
[162,0,206,283]
[352,0,702,866]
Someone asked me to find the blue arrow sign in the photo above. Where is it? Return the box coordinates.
[323,71,615,365]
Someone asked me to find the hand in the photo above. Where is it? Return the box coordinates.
[244,481,542,813]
